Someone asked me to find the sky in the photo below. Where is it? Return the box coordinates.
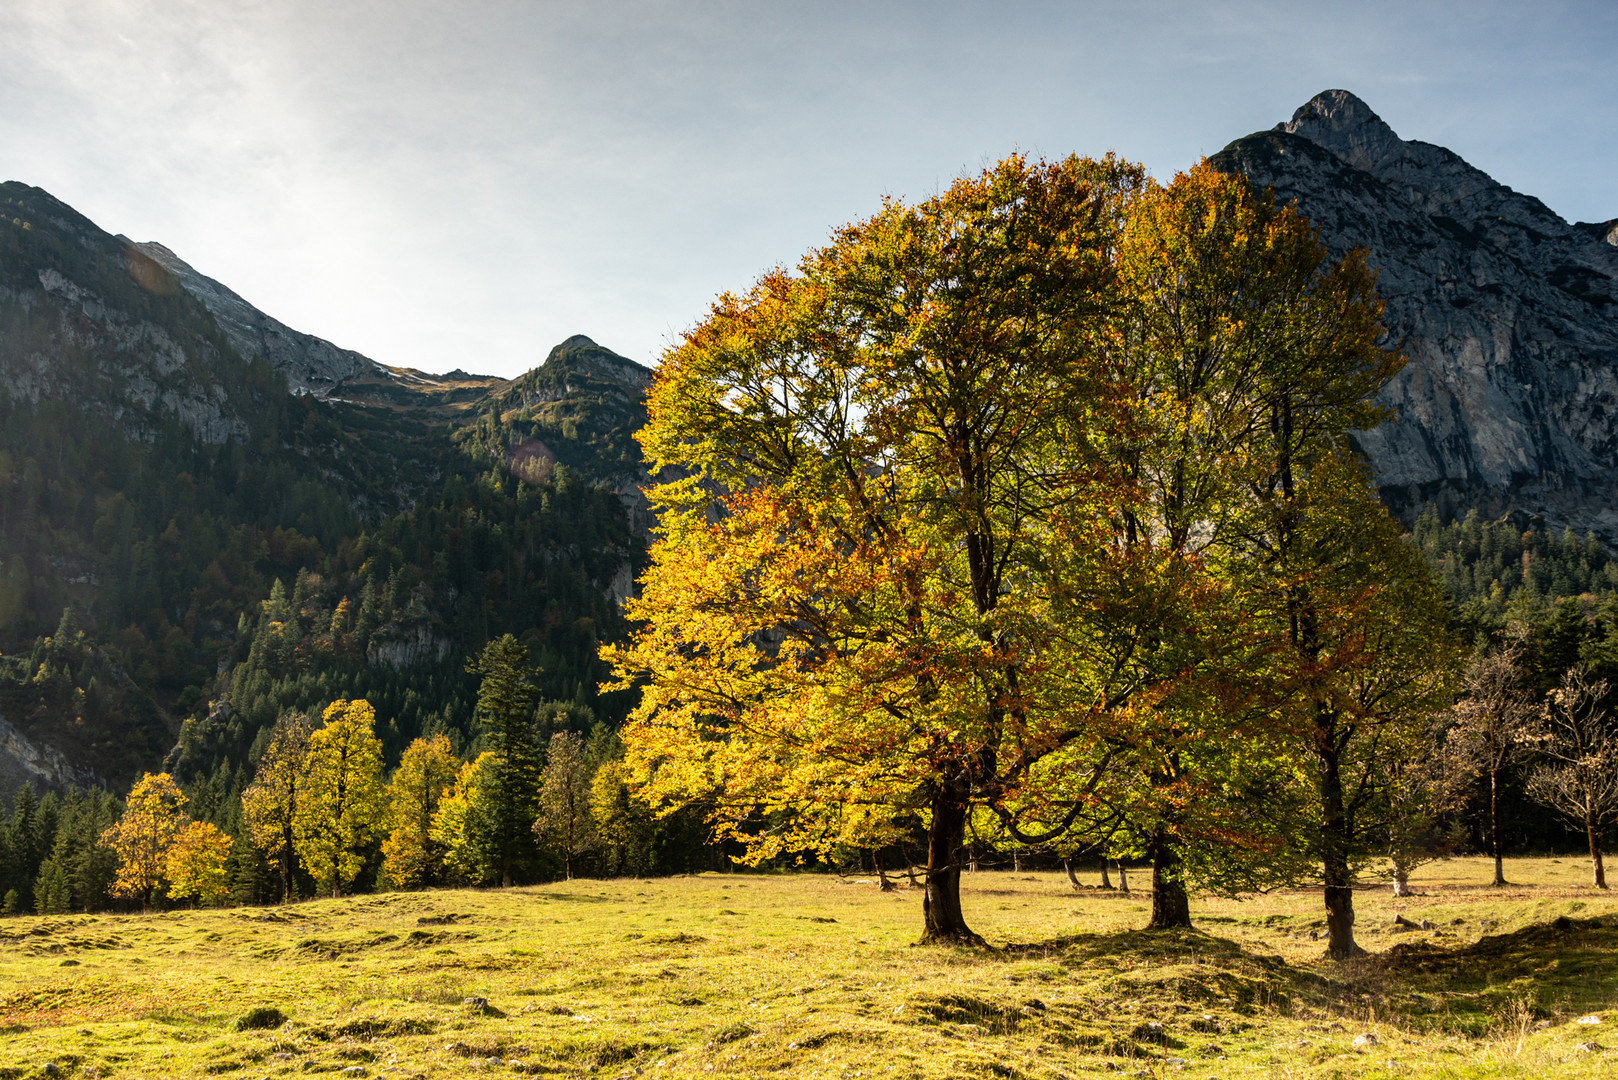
[2,0,1614,378]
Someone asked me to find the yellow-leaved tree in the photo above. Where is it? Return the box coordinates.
[100,772,188,911]
[293,700,386,897]
[431,752,499,884]
[166,820,233,906]
[241,711,315,902]
[604,155,1151,943]
[382,734,460,889]
[603,155,1439,947]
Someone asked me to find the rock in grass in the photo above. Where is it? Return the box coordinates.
[234,1007,287,1031]
[1577,1042,1602,1052]
[1577,1015,1603,1025]
[1353,1033,1379,1048]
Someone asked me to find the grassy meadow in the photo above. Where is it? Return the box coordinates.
[0,856,1615,1079]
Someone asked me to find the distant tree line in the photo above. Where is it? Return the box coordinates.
[0,633,723,915]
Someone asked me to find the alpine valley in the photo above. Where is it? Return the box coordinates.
[0,86,1614,817]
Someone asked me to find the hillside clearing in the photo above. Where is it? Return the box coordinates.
[0,857,1614,1079]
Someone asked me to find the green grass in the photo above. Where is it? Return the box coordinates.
[0,857,1615,1078]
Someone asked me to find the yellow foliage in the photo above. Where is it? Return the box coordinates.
[292,699,386,897]
[100,772,187,911]
[166,820,232,905]
[430,752,498,885]
[382,734,459,889]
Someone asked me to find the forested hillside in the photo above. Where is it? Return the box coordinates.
[0,183,648,812]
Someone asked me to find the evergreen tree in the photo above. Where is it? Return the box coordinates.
[467,635,543,885]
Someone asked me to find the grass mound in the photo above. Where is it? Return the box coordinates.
[233,1006,286,1030]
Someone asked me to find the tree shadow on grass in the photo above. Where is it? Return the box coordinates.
[989,914,1618,1032]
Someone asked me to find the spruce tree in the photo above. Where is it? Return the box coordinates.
[468,635,543,886]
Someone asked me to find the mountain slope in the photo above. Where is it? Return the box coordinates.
[1211,90,1618,540]
[0,182,649,798]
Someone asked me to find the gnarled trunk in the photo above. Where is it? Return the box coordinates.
[1064,859,1081,891]
[920,783,983,944]
[1116,861,1130,893]
[1317,720,1364,959]
[1391,860,1413,898]
[1146,829,1192,930]
[1099,860,1114,890]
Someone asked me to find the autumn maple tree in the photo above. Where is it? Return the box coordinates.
[381,733,460,889]
[292,699,386,898]
[100,772,193,911]
[166,819,233,906]
[241,711,315,901]
[607,154,1444,947]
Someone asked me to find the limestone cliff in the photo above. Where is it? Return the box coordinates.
[1211,90,1618,539]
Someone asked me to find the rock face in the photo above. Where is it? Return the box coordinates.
[0,183,256,445]
[1211,90,1618,540]
[133,241,385,398]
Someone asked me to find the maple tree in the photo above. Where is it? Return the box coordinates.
[431,751,499,884]
[381,734,460,889]
[1439,642,1537,886]
[292,699,386,898]
[241,711,315,901]
[166,819,232,906]
[536,730,595,880]
[607,154,1151,942]
[1260,454,1455,955]
[101,772,189,912]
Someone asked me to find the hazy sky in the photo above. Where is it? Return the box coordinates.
[2,1,1613,377]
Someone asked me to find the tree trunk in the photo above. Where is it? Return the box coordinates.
[281,826,295,903]
[1589,820,1608,890]
[920,784,983,945]
[1064,859,1081,891]
[1490,766,1508,886]
[1317,718,1364,959]
[901,844,921,887]
[1099,860,1114,890]
[1391,860,1413,898]
[875,850,895,891]
[1012,849,1022,873]
[1146,830,1192,930]
[1116,861,1129,894]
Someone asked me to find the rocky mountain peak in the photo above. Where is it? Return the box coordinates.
[1278,89,1405,173]
[1214,91,1618,543]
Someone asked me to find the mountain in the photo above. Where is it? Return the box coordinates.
[0,180,650,799]
[1211,90,1618,542]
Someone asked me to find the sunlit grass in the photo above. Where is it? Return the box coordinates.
[0,856,1614,1078]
